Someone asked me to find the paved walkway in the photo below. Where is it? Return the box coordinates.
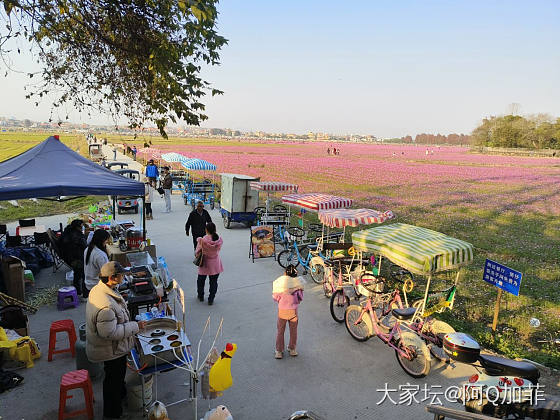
[1,147,557,419]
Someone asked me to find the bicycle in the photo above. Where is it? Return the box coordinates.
[364,272,456,362]
[344,288,431,378]
[276,227,326,281]
[327,253,407,322]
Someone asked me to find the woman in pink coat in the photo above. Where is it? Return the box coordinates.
[195,222,224,305]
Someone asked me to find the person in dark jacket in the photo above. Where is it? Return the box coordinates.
[185,201,212,251]
[145,159,159,186]
[60,219,87,294]
[160,166,172,213]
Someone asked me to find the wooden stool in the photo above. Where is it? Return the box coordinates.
[48,319,77,361]
[58,369,94,420]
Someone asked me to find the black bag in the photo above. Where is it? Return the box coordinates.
[0,305,28,331]
[157,187,165,195]
[0,368,24,393]
[193,251,204,267]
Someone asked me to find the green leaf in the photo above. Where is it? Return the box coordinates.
[178,0,186,13]
[190,5,206,21]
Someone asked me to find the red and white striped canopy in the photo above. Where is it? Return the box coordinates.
[281,193,353,212]
[318,208,395,228]
[250,181,298,192]
[137,148,162,159]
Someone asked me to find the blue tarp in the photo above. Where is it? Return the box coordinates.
[0,136,145,200]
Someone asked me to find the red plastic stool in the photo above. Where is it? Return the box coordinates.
[58,369,94,420]
[48,319,77,361]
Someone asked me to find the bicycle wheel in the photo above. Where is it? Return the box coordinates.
[277,249,300,269]
[394,331,431,378]
[330,289,350,323]
[345,305,372,342]
[310,262,324,284]
[423,320,455,362]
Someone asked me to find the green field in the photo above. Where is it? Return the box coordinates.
[2,131,560,369]
[0,131,88,160]
[0,131,95,223]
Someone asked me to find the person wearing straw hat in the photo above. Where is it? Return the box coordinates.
[272,265,304,359]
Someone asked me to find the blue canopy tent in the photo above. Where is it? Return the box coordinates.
[0,136,145,199]
[0,135,146,237]
[180,158,216,171]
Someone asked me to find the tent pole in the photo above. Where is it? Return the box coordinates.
[142,196,146,241]
[112,196,116,221]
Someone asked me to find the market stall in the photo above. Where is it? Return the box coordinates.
[248,181,298,261]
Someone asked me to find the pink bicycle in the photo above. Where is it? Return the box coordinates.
[344,280,431,378]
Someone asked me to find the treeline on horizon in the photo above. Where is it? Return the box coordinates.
[397,133,470,145]
[395,114,560,149]
[470,114,560,149]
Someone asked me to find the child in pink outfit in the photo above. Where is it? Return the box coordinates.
[272,265,304,359]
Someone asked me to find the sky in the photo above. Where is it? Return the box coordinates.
[1,0,559,137]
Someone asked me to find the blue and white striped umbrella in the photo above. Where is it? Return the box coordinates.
[161,152,188,163]
[181,158,217,171]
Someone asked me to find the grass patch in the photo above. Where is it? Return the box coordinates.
[0,196,107,224]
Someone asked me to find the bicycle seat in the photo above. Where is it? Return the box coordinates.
[479,354,540,382]
[391,307,417,320]
[307,244,318,250]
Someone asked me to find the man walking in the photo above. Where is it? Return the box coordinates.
[161,166,172,213]
[185,201,212,250]
[145,159,159,187]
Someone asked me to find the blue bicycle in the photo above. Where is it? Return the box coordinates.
[277,226,326,282]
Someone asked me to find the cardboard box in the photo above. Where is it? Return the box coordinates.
[1,256,25,302]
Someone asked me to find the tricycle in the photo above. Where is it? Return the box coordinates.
[344,222,475,377]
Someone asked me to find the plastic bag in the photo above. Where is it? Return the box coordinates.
[65,271,74,284]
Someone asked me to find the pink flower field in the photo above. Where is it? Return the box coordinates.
[149,141,560,217]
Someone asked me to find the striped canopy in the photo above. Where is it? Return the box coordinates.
[319,208,395,228]
[181,158,217,171]
[351,223,474,275]
[250,181,298,192]
[138,148,162,159]
[281,193,352,212]
[161,152,188,163]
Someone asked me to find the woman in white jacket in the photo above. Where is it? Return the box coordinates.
[83,229,110,298]
[86,261,146,419]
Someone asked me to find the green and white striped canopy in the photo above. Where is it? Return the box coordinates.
[351,223,474,275]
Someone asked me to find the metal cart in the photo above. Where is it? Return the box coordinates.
[183,179,215,210]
